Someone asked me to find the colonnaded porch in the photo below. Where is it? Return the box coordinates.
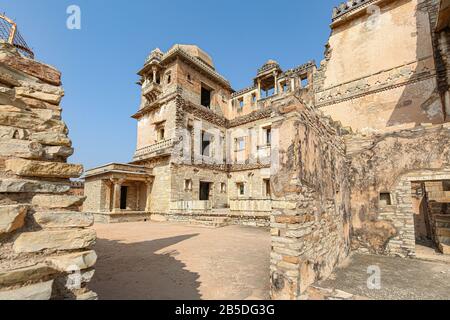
[83,163,154,223]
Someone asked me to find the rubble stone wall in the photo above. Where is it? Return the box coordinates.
[0,43,96,300]
[270,98,351,300]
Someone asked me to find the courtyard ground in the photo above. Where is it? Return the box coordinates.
[89,222,271,300]
[317,253,450,300]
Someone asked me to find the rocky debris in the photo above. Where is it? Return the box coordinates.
[0,43,96,300]
[31,195,86,209]
[0,204,28,234]
[0,280,54,300]
[34,211,94,228]
[13,229,96,253]
[5,158,83,178]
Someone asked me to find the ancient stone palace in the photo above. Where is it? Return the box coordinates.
[83,0,450,299]
[2,0,450,301]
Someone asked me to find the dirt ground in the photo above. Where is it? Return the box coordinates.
[318,253,450,300]
[89,222,271,300]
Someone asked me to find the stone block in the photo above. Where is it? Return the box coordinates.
[76,290,98,300]
[0,263,56,287]
[0,179,70,194]
[32,195,86,209]
[34,211,93,228]
[439,243,450,255]
[31,132,71,147]
[45,250,97,272]
[0,204,28,234]
[5,158,83,178]
[43,146,74,160]
[0,280,53,300]
[13,229,96,253]
[0,139,43,159]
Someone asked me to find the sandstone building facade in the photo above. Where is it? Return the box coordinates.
[83,0,450,299]
[0,15,97,300]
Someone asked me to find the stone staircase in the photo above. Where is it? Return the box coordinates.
[187,209,231,228]
[435,215,450,254]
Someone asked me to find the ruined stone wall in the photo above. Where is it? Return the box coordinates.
[270,98,351,300]
[0,43,96,300]
[347,123,450,257]
[315,0,445,134]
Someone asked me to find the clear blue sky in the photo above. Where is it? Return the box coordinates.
[2,0,342,170]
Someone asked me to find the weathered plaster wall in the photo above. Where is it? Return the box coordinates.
[347,123,450,256]
[315,0,445,133]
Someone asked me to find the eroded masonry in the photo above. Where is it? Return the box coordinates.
[0,15,96,300]
[83,0,450,299]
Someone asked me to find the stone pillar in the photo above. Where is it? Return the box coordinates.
[152,67,157,83]
[274,72,278,95]
[104,180,112,212]
[111,178,124,212]
[290,78,296,91]
[136,182,141,211]
[257,79,262,99]
[145,178,153,212]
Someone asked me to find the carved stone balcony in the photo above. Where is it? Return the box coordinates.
[142,81,162,104]
[133,138,174,161]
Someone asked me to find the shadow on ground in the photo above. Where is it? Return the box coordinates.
[90,234,201,300]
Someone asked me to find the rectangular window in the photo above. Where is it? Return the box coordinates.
[201,131,212,156]
[235,137,245,151]
[443,181,450,192]
[264,179,271,197]
[184,179,193,191]
[157,128,165,141]
[238,98,244,111]
[237,182,245,196]
[265,127,272,145]
[301,77,309,88]
[379,193,392,206]
[221,183,227,193]
[251,93,257,105]
[201,86,211,108]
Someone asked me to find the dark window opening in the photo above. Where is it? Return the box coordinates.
[443,181,450,192]
[167,75,172,84]
[265,127,272,145]
[264,179,271,197]
[199,182,211,201]
[380,192,392,206]
[201,86,212,108]
[120,186,128,210]
[237,183,245,196]
[201,131,211,156]
[187,74,192,82]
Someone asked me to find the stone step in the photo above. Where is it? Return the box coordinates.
[438,236,450,246]
[436,227,450,237]
[188,216,230,228]
[439,243,450,255]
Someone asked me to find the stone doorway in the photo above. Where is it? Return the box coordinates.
[199,182,211,201]
[391,170,450,258]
